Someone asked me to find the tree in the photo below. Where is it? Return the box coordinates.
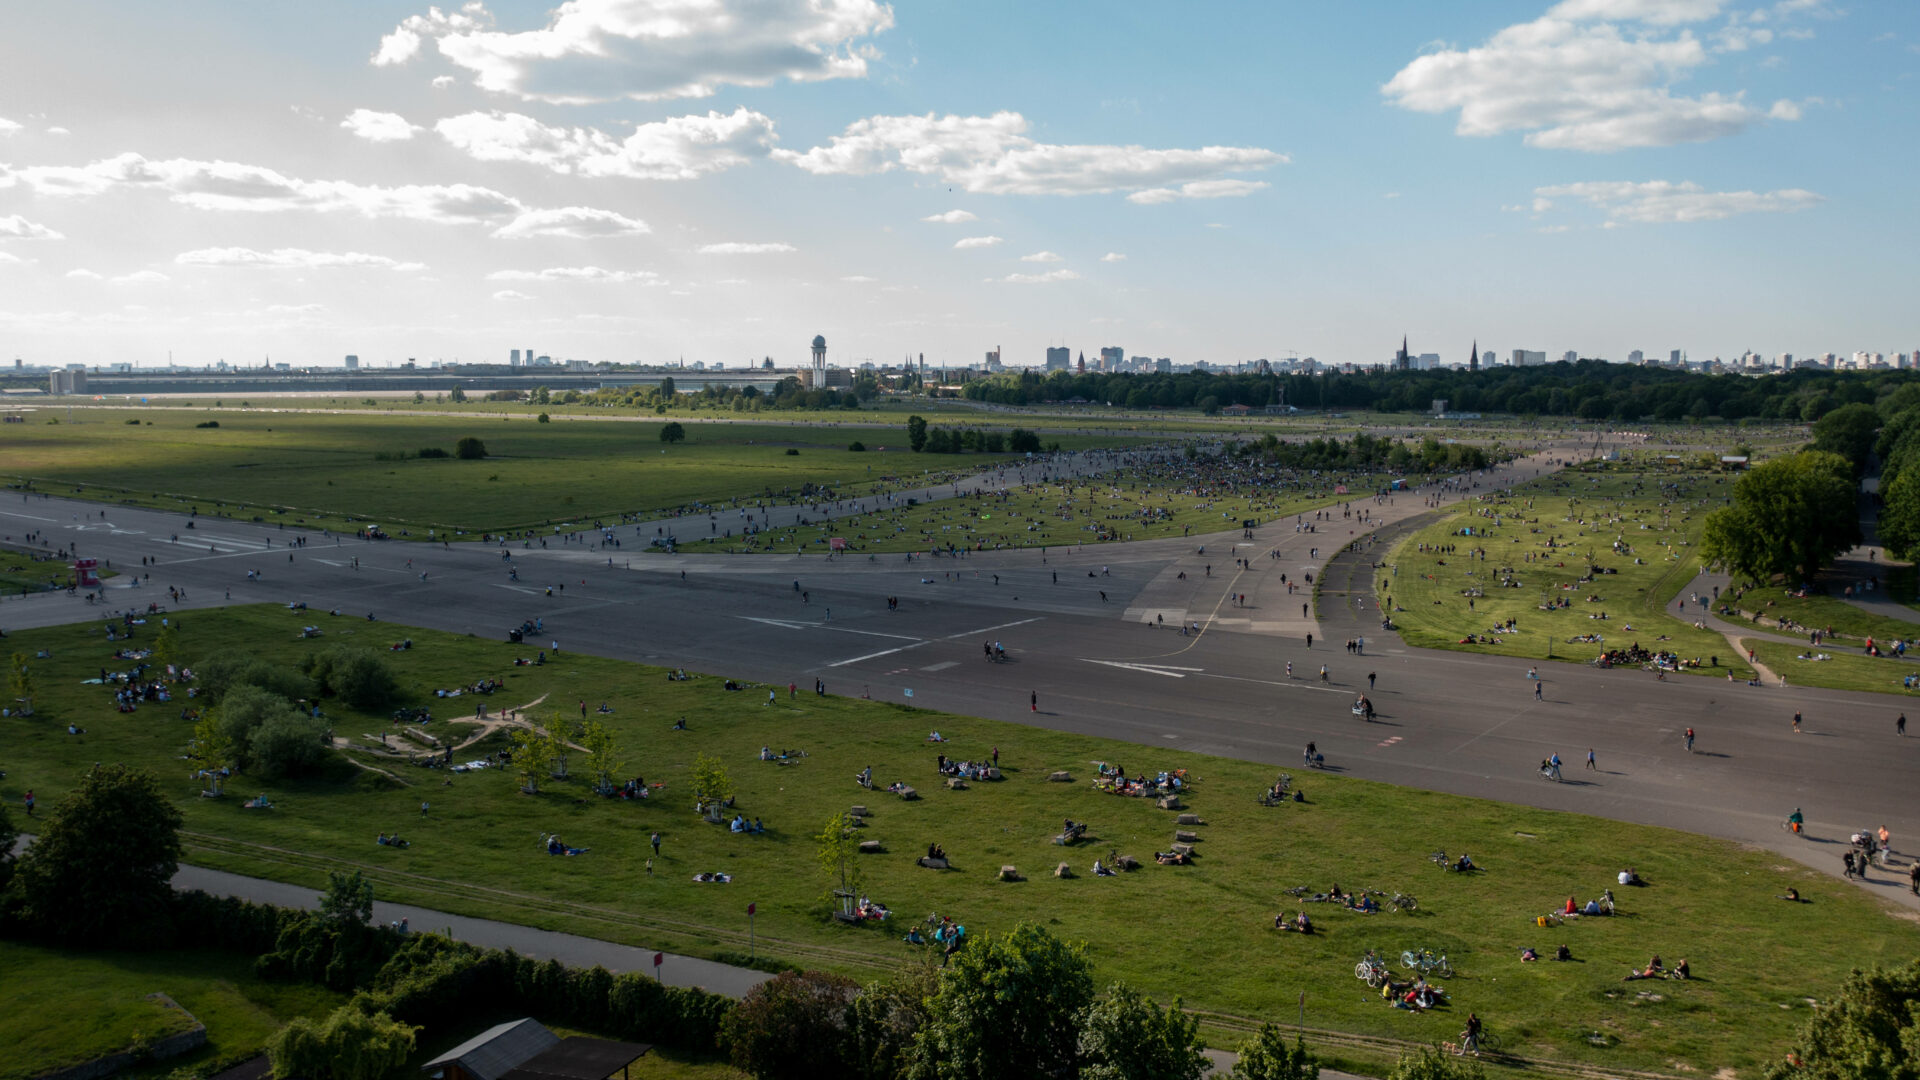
[305,647,398,709]
[319,869,374,925]
[1228,1024,1319,1080]
[546,711,574,779]
[448,385,467,403]
[153,622,180,668]
[1077,983,1207,1080]
[721,970,860,1080]
[188,711,234,795]
[14,763,183,947]
[454,436,487,460]
[7,652,32,716]
[267,1004,418,1080]
[691,753,734,815]
[659,376,677,398]
[1008,428,1041,454]
[537,412,551,423]
[907,923,1095,1080]
[1701,451,1861,584]
[249,709,332,779]
[816,809,863,914]
[907,414,928,452]
[1812,402,1880,476]
[582,718,622,795]
[847,957,940,1080]
[511,724,555,794]
[1878,465,1920,564]
[660,422,687,444]
[1767,959,1920,1080]
[0,804,17,894]
[1386,1046,1484,1080]
[412,391,425,404]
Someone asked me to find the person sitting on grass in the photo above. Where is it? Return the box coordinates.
[927,842,947,862]
[1520,947,1539,962]
[1623,955,1664,981]
[1093,859,1117,877]
[730,814,746,833]
[544,835,587,856]
[904,926,926,945]
[1671,958,1690,980]
[1779,887,1806,902]
[1455,854,1477,872]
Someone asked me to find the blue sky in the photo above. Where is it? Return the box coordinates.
[2,0,1915,369]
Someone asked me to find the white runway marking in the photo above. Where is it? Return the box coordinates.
[826,616,1043,668]
[1081,660,1201,678]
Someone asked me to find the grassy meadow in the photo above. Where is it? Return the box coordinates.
[3,605,1914,1076]
[1376,461,1749,676]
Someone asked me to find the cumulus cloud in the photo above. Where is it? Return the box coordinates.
[1019,251,1063,263]
[112,270,170,283]
[0,151,525,224]
[1383,4,1802,151]
[1002,268,1080,284]
[341,108,421,142]
[921,209,977,223]
[492,289,534,300]
[1100,252,1126,262]
[485,265,662,283]
[1532,179,1823,222]
[65,267,102,279]
[1127,178,1270,204]
[435,107,777,179]
[778,111,1284,196]
[0,117,21,136]
[697,242,795,254]
[841,274,876,282]
[373,0,894,103]
[953,235,1003,249]
[175,247,427,271]
[492,206,650,239]
[0,214,63,239]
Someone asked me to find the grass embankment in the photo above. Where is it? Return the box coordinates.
[0,409,1145,537]
[678,467,1399,554]
[1377,462,1750,676]
[3,607,1912,1075]
[0,942,342,1080]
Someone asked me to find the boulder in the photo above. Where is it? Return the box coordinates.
[1048,771,1073,783]
[946,778,968,790]
[1054,862,1073,879]
[1176,813,1202,826]
[896,786,918,801]
[918,856,949,870]
[858,840,883,854]
[998,865,1022,882]
[1115,854,1141,871]
[1157,795,1182,810]
[1175,830,1199,843]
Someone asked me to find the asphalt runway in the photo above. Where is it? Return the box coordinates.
[4,452,1917,911]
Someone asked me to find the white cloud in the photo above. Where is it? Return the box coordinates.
[0,214,63,239]
[435,107,777,180]
[0,117,21,136]
[45,127,70,137]
[65,267,102,278]
[374,0,894,103]
[779,111,1284,196]
[485,265,662,283]
[1383,6,1800,151]
[492,289,534,301]
[491,206,650,239]
[1019,250,1063,263]
[175,247,427,271]
[1002,268,1080,284]
[341,108,421,142]
[1768,99,1805,120]
[954,235,1003,249]
[0,152,526,224]
[266,303,326,314]
[112,270,168,283]
[1127,178,1269,204]
[432,75,457,88]
[841,274,876,282]
[921,209,977,223]
[1100,252,1126,262]
[1533,179,1823,222]
[697,242,795,254]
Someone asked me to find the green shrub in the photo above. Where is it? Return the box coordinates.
[304,647,399,710]
[194,655,313,704]
[195,420,219,429]
[848,441,866,452]
[416,447,449,459]
[454,436,487,459]
[266,1004,416,1080]
[722,971,858,1080]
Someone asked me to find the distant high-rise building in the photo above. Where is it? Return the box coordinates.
[510,349,520,366]
[1045,346,1071,371]
[1155,357,1172,374]
[1100,346,1124,370]
[344,354,359,369]
[1561,350,1579,364]
[1628,350,1644,365]
[1511,349,1545,366]
[1670,349,1682,366]
[1482,350,1495,368]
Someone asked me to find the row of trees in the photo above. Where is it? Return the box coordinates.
[959,362,1906,422]
[904,415,1046,454]
[1231,432,1493,473]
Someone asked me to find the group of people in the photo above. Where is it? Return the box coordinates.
[729,814,766,834]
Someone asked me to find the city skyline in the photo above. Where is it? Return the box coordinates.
[2,0,1916,369]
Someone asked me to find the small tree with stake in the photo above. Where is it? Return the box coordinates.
[511,724,554,795]
[8,652,33,717]
[582,718,622,795]
[816,809,863,920]
[691,754,734,818]
[187,712,234,796]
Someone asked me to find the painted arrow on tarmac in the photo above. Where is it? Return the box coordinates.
[1080,660,1203,678]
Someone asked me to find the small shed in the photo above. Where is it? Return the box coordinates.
[502,1037,654,1080]
[423,1020,650,1080]
[1720,455,1750,470]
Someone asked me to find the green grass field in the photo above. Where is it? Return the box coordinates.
[4,606,1912,1077]
[2,409,1143,538]
[0,941,343,1080]
[678,466,1399,554]
[1376,461,1750,676]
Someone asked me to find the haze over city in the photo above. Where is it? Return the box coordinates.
[2,0,1916,370]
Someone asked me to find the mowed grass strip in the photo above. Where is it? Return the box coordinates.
[3,607,1908,1075]
[1,409,1138,537]
[0,941,344,1080]
[1377,462,1749,676]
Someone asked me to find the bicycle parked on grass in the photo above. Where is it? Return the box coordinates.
[1355,951,1390,987]
[1390,892,1418,912]
[1401,948,1453,978]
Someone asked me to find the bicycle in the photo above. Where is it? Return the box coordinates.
[1355,951,1390,987]
[1400,948,1453,978]
[1390,892,1418,913]
[1782,817,1803,835]
[1448,1027,1502,1056]
[1428,850,1450,868]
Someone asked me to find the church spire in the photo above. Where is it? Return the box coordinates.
[1470,338,1478,372]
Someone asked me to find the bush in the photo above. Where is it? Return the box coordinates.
[247,708,331,779]
[454,436,487,459]
[1387,1046,1485,1080]
[1228,1024,1320,1080]
[304,647,399,709]
[1008,428,1041,454]
[660,422,686,444]
[722,971,859,1079]
[785,448,800,456]
[195,655,314,704]
[416,447,449,459]
[537,412,551,423]
[267,1004,417,1080]
[195,420,220,429]
[848,440,866,452]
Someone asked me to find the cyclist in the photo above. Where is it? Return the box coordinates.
[1787,807,1804,834]
[1461,1013,1482,1055]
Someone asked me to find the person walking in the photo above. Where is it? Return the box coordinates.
[1586,748,1597,771]
[1535,680,1543,701]
[1685,727,1695,753]
[22,790,33,817]
[1843,850,1856,880]
[1030,691,1038,713]
[1368,671,1377,690]
[1900,713,1908,737]
[1793,712,1802,734]
[651,832,662,857]
[1909,861,1919,897]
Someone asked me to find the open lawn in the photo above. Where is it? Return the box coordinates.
[0,941,343,1080]
[1737,637,1920,698]
[0,409,1146,537]
[1376,461,1750,676]
[3,606,1913,1076]
[1721,582,1920,650]
[678,462,1400,554]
